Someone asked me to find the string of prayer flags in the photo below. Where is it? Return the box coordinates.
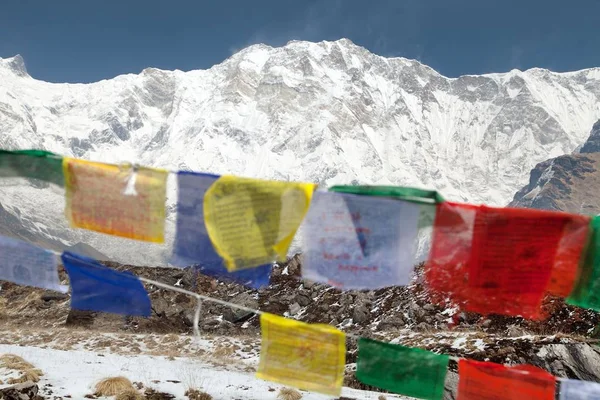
[426,202,587,319]
[329,185,444,228]
[170,171,271,289]
[0,235,67,293]
[567,216,600,311]
[457,360,556,400]
[302,191,421,289]
[63,158,168,243]
[356,338,448,400]
[61,252,151,316]
[0,149,64,187]
[256,313,345,396]
[204,175,315,271]
[559,379,600,400]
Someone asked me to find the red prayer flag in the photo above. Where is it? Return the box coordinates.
[426,202,589,319]
[548,215,590,297]
[458,359,555,400]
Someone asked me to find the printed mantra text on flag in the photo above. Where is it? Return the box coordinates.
[458,359,555,400]
[0,235,66,293]
[63,158,168,242]
[303,191,420,289]
[204,175,315,271]
[426,202,588,319]
[256,313,345,396]
[171,171,271,288]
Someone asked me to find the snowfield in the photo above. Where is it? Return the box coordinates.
[0,331,406,400]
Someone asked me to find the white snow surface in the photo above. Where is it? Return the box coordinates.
[1,39,600,263]
[0,342,404,400]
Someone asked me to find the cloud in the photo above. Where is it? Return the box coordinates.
[229,0,424,58]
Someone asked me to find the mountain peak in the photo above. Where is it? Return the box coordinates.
[0,54,29,77]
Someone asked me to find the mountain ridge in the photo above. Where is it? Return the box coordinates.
[1,38,600,263]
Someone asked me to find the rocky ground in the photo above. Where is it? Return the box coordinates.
[1,255,600,399]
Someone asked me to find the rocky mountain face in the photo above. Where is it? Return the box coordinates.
[1,39,600,263]
[510,119,600,215]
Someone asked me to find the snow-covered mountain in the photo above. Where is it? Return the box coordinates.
[1,39,600,264]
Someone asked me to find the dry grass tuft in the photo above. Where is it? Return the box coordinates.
[94,376,135,396]
[185,389,213,400]
[378,396,387,400]
[277,387,303,400]
[115,389,145,400]
[7,368,42,384]
[0,354,35,371]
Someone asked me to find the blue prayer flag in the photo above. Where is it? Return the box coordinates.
[170,171,271,289]
[0,235,66,292]
[61,252,151,316]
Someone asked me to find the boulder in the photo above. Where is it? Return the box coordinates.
[352,306,369,324]
[289,303,302,316]
[222,293,258,322]
[0,382,40,400]
[533,343,600,382]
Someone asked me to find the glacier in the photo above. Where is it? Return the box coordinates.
[1,38,600,264]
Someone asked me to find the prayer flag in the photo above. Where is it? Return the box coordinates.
[426,202,586,319]
[568,216,600,311]
[559,379,600,400]
[458,359,555,400]
[329,185,444,229]
[63,158,168,242]
[0,235,66,292]
[0,149,64,186]
[549,215,590,297]
[61,251,151,316]
[256,313,345,396]
[170,171,271,288]
[204,175,315,271]
[302,191,420,289]
[356,338,448,400]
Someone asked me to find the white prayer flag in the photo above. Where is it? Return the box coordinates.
[302,191,421,290]
[0,235,67,293]
[560,379,600,400]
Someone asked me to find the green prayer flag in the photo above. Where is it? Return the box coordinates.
[356,338,449,400]
[329,185,444,228]
[0,149,64,187]
[567,216,600,310]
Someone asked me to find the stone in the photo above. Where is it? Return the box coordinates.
[295,294,311,307]
[289,302,302,315]
[415,322,430,331]
[423,303,436,312]
[352,306,369,324]
[534,343,600,381]
[379,316,405,329]
[223,293,258,322]
[40,291,69,302]
[0,382,39,400]
[303,280,315,289]
[481,319,492,328]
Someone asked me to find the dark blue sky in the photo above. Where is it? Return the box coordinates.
[1,0,599,83]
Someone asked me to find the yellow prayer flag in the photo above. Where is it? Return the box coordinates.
[204,175,315,271]
[257,313,346,396]
[63,157,168,243]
